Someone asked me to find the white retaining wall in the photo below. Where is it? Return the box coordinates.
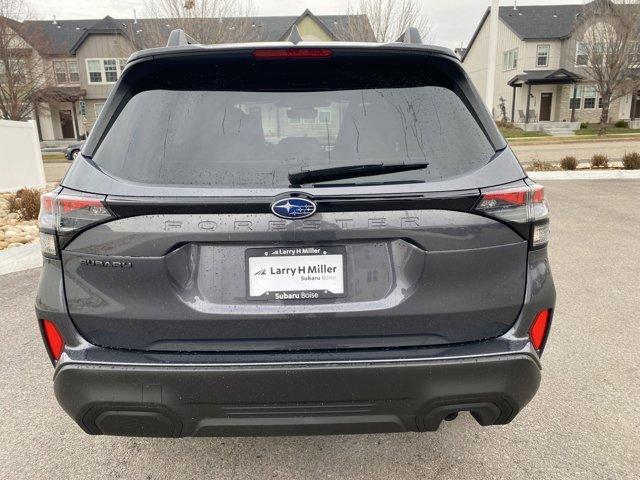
[0,119,46,192]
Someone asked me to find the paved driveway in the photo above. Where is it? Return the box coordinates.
[1,180,638,479]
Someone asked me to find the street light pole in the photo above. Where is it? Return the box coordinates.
[485,0,500,116]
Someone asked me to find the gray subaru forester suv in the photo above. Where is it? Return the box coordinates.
[35,29,555,437]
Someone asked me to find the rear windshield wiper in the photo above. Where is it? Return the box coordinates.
[288,162,429,185]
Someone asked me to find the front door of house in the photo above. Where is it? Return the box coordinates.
[540,93,553,122]
[59,110,75,139]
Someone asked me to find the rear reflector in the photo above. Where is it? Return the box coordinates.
[41,319,65,361]
[529,309,551,351]
[253,48,332,59]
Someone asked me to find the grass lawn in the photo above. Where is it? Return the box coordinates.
[41,153,67,162]
[498,125,550,138]
[574,123,640,136]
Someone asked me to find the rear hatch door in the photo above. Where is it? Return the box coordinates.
[60,46,528,351]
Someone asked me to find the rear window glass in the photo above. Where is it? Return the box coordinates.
[93,57,495,187]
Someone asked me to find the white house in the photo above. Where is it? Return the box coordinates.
[462,2,640,132]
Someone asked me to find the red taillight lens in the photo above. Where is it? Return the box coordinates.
[58,196,105,213]
[529,309,551,351]
[253,48,332,59]
[41,319,65,361]
[475,183,549,248]
[477,187,528,207]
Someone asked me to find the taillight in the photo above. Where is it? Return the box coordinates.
[38,190,113,258]
[56,193,112,233]
[253,48,332,59]
[529,309,551,352]
[41,319,65,362]
[475,183,549,248]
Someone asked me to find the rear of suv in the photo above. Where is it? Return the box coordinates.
[35,30,555,437]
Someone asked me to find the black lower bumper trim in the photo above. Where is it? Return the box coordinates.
[54,354,541,437]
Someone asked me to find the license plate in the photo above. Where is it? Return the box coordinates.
[246,247,346,300]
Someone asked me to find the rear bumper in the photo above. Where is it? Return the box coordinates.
[54,353,541,437]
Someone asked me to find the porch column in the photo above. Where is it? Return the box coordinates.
[71,101,81,140]
[525,83,532,124]
[571,83,578,123]
[631,92,637,121]
[511,85,517,123]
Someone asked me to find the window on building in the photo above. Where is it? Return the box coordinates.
[0,61,7,84]
[592,43,605,66]
[53,61,67,83]
[569,85,583,109]
[68,61,79,82]
[103,59,118,82]
[318,108,331,124]
[576,42,588,66]
[54,60,80,84]
[536,45,550,67]
[86,58,127,84]
[583,86,597,109]
[1,59,26,84]
[87,60,102,83]
[503,49,518,70]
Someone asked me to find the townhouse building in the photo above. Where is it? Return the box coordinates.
[2,10,374,142]
[462,2,640,132]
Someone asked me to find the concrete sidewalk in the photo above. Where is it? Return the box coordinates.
[0,243,41,276]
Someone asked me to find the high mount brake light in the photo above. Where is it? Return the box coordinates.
[253,48,333,59]
[475,184,549,248]
[38,191,113,258]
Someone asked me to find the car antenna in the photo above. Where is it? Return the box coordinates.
[166,29,199,47]
[396,27,422,45]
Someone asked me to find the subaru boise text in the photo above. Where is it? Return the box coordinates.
[35,31,555,437]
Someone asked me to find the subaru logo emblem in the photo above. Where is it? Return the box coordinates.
[271,197,317,220]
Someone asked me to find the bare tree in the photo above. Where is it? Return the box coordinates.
[576,0,640,135]
[0,0,58,121]
[140,0,257,47]
[342,0,432,43]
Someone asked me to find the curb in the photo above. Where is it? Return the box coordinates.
[0,243,42,276]
[527,170,640,180]
[508,134,640,146]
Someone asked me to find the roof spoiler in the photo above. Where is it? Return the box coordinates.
[396,27,422,45]
[166,29,199,47]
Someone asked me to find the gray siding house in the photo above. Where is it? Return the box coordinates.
[462,3,640,131]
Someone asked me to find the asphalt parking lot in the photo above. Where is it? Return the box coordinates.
[1,180,638,480]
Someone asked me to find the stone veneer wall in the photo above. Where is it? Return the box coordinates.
[557,84,624,123]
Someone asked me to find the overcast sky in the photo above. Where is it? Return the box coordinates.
[27,0,587,49]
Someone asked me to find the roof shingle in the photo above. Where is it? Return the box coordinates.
[9,12,375,57]
[499,4,584,40]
